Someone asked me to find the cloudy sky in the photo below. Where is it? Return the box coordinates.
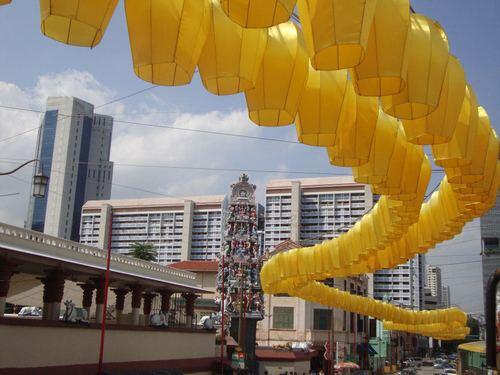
[0,1,498,313]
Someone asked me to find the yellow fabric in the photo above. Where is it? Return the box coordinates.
[403,55,466,145]
[198,0,267,96]
[432,85,479,168]
[298,0,378,70]
[350,0,410,96]
[125,0,211,86]
[296,67,348,146]
[0,0,11,5]
[40,0,118,47]
[381,14,450,119]
[458,342,486,354]
[245,22,309,126]
[327,81,379,167]
[219,0,296,28]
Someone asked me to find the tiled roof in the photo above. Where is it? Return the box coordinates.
[169,260,219,272]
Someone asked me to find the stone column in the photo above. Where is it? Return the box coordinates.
[142,292,156,325]
[290,180,301,242]
[41,270,66,321]
[98,204,113,250]
[113,288,128,324]
[131,285,143,326]
[78,283,94,317]
[160,290,173,313]
[0,260,15,317]
[182,293,198,328]
[93,278,106,324]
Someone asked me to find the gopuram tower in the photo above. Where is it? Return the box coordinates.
[217,174,264,371]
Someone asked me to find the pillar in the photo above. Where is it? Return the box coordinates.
[98,203,113,250]
[41,270,66,320]
[143,292,156,325]
[182,293,198,328]
[180,200,194,261]
[131,285,143,326]
[93,277,106,324]
[0,260,16,317]
[290,180,301,242]
[160,290,173,313]
[78,283,94,317]
[113,288,128,324]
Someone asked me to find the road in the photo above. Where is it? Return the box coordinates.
[417,366,438,375]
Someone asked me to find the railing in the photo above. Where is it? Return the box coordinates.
[0,222,196,281]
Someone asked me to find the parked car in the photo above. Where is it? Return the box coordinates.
[443,369,457,374]
[434,363,446,369]
[423,359,434,366]
[407,358,423,367]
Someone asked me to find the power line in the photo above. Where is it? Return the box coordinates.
[0,192,20,198]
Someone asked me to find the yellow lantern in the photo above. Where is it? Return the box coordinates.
[350,0,410,96]
[381,14,450,120]
[219,0,296,28]
[446,108,497,184]
[0,0,11,5]
[432,85,479,168]
[245,22,309,126]
[327,82,379,167]
[198,0,268,96]
[298,0,378,70]
[296,67,348,146]
[125,0,211,86]
[353,112,406,184]
[403,55,466,145]
[40,0,118,47]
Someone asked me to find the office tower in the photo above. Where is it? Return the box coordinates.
[425,265,443,303]
[481,194,500,287]
[27,97,113,241]
[80,195,228,265]
[373,255,426,310]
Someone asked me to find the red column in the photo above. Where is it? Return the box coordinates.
[41,269,66,320]
[0,260,16,316]
[160,290,173,312]
[143,293,156,316]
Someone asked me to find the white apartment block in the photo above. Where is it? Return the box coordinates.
[27,97,113,241]
[425,265,443,303]
[80,195,227,265]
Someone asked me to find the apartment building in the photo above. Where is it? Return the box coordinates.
[426,265,443,304]
[80,195,227,265]
[27,96,113,241]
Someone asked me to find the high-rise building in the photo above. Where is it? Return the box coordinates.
[425,265,443,303]
[258,177,372,368]
[27,97,113,241]
[373,255,426,310]
[441,285,451,308]
[481,194,500,287]
[80,195,228,265]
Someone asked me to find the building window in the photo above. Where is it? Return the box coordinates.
[313,309,332,330]
[483,238,499,254]
[273,307,294,329]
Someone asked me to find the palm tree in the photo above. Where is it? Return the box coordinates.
[126,242,157,262]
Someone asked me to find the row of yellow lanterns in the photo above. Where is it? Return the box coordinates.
[2,0,498,340]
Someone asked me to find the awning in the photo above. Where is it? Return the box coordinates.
[357,343,377,355]
[458,341,486,354]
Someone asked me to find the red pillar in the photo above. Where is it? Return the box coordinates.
[0,260,16,316]
[41,269,66,320]
[143,293,156,316]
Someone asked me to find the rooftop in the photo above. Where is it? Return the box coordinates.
[83,195,226,210]
[169,261,219,273]
[266,176,364,189]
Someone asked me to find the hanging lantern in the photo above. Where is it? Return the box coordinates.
[432,85,479,168]
[327,81,379,166]
[445,108,498,184]
[198,1,268,96]
[353,112,406,184]
[125,0,211,86]
[296,67,348,146]
[219,0,296,28]
[402,55,466,145]
[40,0,118,47]
[245,22,309,126]
[0,0,11,5]
[350,0,410,96]
[298,0,378,70]
[381,14,450,120]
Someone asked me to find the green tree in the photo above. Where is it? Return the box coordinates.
[126,242,157,262]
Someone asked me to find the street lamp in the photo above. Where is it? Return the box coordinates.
[0,159,49,198]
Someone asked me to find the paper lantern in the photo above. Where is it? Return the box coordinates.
[40,0,118,47]
[296,67,348,146]
[445,108,498,184]
[350,0,410,96]
[432,85,479,168]
[381,14,449,119]
[245,22,309,126]
[198,1,267,95]
[0,0,11,5]
[298,0,378,70]
[219,0,296,28]
[353,112,405,184]
[125,0,211,86]
[403,55,466,145]
[327,82,379,166]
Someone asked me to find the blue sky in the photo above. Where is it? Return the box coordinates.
[0,1,498,313]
